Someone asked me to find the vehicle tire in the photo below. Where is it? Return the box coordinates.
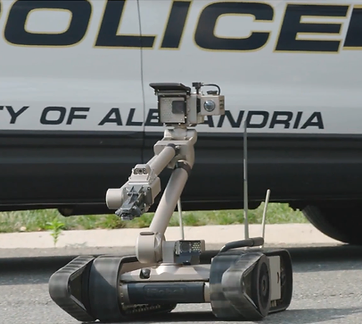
[302,204,362,245]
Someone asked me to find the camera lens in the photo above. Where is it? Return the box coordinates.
[204,100,216,112]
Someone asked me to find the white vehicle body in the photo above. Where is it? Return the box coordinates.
[0,0,362,244]
[0,0,360,134]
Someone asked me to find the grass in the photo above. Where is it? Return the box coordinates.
[0,203,308,234]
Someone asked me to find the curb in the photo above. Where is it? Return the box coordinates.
[0,224,339,250]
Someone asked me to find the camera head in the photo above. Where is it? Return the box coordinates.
[150,82,225,127]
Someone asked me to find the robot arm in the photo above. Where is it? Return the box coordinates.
[106,126,198,264]
[105,82,220,264]
[106,143,178,220]
[49,82,293,324]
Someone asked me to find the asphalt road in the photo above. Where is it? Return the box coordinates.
[2,245,362,324]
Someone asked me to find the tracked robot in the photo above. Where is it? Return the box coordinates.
[48,82,293,322]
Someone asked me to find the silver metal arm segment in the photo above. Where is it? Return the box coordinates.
[106,82,225,265]
[106,133,179,220]
[106,127,198,264]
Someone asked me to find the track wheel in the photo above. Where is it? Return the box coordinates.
[88,255,176,322]
[210,251,271,321]
[88,255,126,322]
[251,254,271,318]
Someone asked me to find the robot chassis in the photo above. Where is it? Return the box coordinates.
[49,82,293,322]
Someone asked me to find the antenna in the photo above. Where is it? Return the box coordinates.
[243,120,271,246]
[243,120,249,240]
[261,189,271,248]
[177,198,185,240]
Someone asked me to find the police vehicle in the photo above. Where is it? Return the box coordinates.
[0,0,361,244]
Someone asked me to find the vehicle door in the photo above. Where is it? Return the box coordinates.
[0,0,145,206]
[137,0,361,208]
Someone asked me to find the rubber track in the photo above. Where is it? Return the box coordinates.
[49,255,176,322]
[209,250,267,320]
[88,255,176,322]
[49,255,96,322]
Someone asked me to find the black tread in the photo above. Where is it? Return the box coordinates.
[88,255,126,322]
[88,255,176,322]
[209,250,270,320]
[48,256,96,322]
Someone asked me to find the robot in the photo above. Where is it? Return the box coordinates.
[48,82,293,322]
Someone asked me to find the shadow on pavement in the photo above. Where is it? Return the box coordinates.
[265,307,362,324]
[77,307,362,324]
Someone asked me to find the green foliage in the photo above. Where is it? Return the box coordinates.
[45,218,65,246]
[0,203,308,234]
